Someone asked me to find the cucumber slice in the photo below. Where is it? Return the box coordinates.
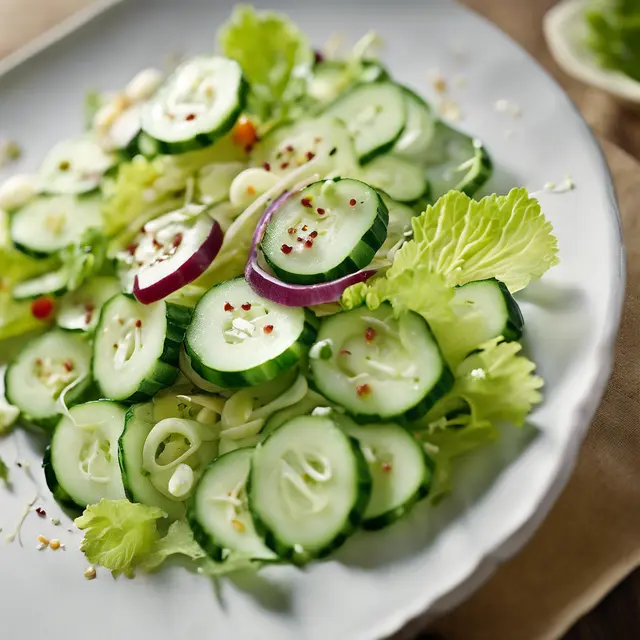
[39,136,116,195]
[308,60,389,104]
[57,276,122,332]
[359,155,429,203]
[43,400,127,509]
[423,122,493,200]
[261,389,332,438]
[248,415,371,564]
[141,56,247,155]
[376,194,415,260]
[251,116,358,179]
[261,178,388,285]
[185,278,317,388]
[340,419,434,530]
[392,88,436,160]
[10,194,103,257]
[5,330,93,431]
[310,304,453,421]
[119,402,218,520]
[107,103,144,156]
[93,294,191,402]
[453,278,524,343]
[188,448,277,562]
[12,270,69,301]
[324,82,406,163]
[197,162,245,205]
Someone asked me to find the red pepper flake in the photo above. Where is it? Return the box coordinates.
[63,360,74,372]
[31,296,55,321]
[300,197,312,208]
[281,244,293,254]
[305,239,313,248]
[306,151,315,161]
[127,242,138,255]
[356,383,371,397]
[173,232,183,248]
[263,324,274,334]
[152,237,162,249]
[339,349,351,356]
[262,162,271,171]
[35,507,47,518]
[314,51,324,64]
[280,162,289,170]
[241,303,252,311]
[309,230,318,238]
[365,327,376,343]
[316,207,325,215]
[186,113,196,121]
[301,224,308,231]
[285,145,294,152]
[297,237,304,242]
[224,302,234,312]
[287,227,297,234]
[247,185,256,195]
[381,462,392,473]
[349,198,357,206]
[135,320,142,328]
[244,144,254,154]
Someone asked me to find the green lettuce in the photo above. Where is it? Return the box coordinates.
[0,395,19,435]
[586,0,640,82]
[218,4,313,123]
[141,520,207,571]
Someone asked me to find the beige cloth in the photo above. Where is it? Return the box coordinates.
[1,2,639,639]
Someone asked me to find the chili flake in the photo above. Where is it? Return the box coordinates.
[365,327,376,343]
[309,230,318,238]
[285,145,294,152]
[31,296,54,320]
[287,227,297,234]
[281,244,293,254]
[247,185,256,195]
[381,462,392,473]
[306,151,315,161]
[305,239,313,248]
[339,349,351,356]
[224,302,235,312]
[356,383,371,397]
[35,507,47,518]
[127,242,138,255]
[314,51,324,64]
[173,232,183,248]
[262,162,271,171]
[280,162,290,170]
[316,207,325,215]
[263,324,274,334]
[297,237,304,242]
[349,198,357,206]
[300,197,312,208]
[232,117,258,148]
[241,303,252,311]
[301,224,308,231]
[135,320,142,328]
[63,360,74,372]
[185,113,196,121]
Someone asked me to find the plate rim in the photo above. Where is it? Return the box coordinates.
[0,2,626,638]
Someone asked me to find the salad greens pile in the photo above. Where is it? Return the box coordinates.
[585,0,640,82]
[0,4,558,578]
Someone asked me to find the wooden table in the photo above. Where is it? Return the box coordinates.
[452,3,640,638]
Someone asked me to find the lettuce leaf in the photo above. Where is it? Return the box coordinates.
[75,499,164,577]
[141,520,207,571]
[586,0,640,82]
[218,4,313,123]
[0,395,19,435]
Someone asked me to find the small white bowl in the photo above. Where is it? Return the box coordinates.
[544,0,640,106]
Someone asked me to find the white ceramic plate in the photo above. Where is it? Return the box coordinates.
[0,1,624,639]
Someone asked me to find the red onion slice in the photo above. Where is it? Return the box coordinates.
[133,214,223,304]
[244,189,376,307]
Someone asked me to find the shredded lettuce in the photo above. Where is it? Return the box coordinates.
[75,499,164,577]
[59,229,108,291]
[218,4,313,123]
[141,520,207,571]
[586,0,640,82]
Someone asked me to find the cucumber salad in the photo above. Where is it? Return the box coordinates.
[0,6,559,577]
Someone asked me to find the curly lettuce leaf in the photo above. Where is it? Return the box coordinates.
[75,499,164,577]
[218,4,313,123]
[586,0,640,82]
[141,520,206,571]
[410,188,559,293]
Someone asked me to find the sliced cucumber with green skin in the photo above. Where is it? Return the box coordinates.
[186,278,317,388]
[248,415,372,564]
[261,389,332,439]
[57,276,122,332]
[251,116,358,179]
[324,82,406,163]
[308,60,389,104]
[376,194,415,260]
[93,294,191,402]
[422,122,493,200]
[141,56,247,155]
[10,194,103,257]
[340,419,434,530]
[5,330,93,432]
[188,448,277,562]
[12,270,69,301]
[43,400,127,509]
[359,155,429,203]
[453,278,524,343]
[261,178,388,285]
[310,304,453,422]
[39,136,116,195]
[119,402,218,520]
[197,162,245,205]
[392,87,436,160]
